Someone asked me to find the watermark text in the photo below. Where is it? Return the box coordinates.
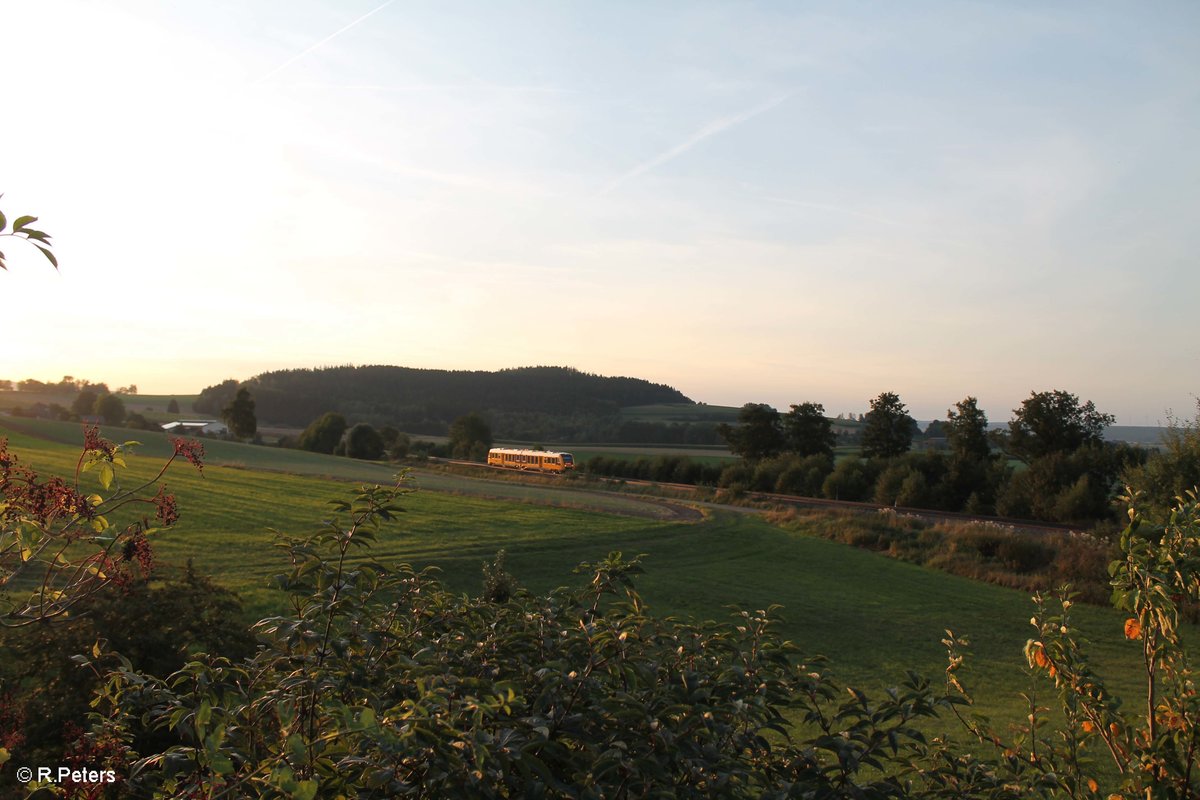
[15,766,117,785]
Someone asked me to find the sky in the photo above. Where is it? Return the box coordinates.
[2,1,1198,424]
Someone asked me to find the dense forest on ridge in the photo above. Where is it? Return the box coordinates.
[193,365,695,440]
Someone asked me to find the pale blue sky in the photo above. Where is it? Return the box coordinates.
[2,1,1197,423]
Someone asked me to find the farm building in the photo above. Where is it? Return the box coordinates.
[161,420,228,436]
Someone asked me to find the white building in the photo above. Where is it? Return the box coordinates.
[161,420,228,436]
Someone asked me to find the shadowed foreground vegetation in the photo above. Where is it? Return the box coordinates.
[2,423,1198,797]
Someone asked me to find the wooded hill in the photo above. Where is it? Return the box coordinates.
[193,365,696,440]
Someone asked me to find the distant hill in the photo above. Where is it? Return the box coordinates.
[193,366,696,440]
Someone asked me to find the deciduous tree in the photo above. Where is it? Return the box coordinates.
[946,396,991,462]
[718,403,784,462]
[71,389,98,418]
[298,412,347,454]
[860,392,914,459]
[448,412,493,460]
[1124,400,1200,512]
[782,401,836,457]
[1005,389,1113,463]
[93,392,126,426]
[221,387,257,441]
[344,423,384,460]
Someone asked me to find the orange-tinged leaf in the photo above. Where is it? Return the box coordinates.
[1032,644,1049,668]
[1124,618,1142,640]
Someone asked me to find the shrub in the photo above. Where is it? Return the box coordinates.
[298,412,347,454]
[821,456,877,501]
[123,412,158,431]
[0,563,253,773]
[750,455,788,491]
[872,461,910,506]
[388,432,411,460]
[775,455,830,496]
[1,428,202,625]
[344,422,384,460]
[480,549,518,603]
[717,462,751,488]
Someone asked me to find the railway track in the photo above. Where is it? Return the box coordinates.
[437,459,1083,535]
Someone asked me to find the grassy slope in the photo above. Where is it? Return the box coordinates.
[619,403,741,423]
[1,418,1150,728]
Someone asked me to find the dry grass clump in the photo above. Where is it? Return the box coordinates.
[765,507,1115,605]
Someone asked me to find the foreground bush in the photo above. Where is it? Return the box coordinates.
[0,563,254,776]
[75,482,960,797]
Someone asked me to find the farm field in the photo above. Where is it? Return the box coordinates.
[0,417,1157,732]
[0,390,196,416]
[555,444,735,465]
[619,402,740,423]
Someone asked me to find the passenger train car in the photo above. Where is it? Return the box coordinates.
[487,448,575,473]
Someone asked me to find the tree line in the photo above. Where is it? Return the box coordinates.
[285,410,495,462]
[658,390,1158,526]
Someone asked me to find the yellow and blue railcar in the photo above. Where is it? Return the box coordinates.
[487,448,575,473]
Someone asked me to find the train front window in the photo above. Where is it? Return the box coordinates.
[562,454,573,464]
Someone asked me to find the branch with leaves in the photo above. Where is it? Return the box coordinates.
[0,429,203,626]
[0,195,57,271]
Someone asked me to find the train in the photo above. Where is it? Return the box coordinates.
[487,448,576,473]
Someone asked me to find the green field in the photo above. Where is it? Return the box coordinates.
[0,390,198,424]
[565,444,735,465]
[619,402,741,423]
[0,417,1155,730]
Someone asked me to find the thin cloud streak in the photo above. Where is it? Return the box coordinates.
[599,95,788,195]
[253,0,397,85]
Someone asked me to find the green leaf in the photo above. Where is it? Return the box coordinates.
[291,781,318,800]
[287,733,306,764]
[12,215,36,232]
[98,462,114,490]
[35,245,58,270]
[196,699,212,729]
[0,209,6,231]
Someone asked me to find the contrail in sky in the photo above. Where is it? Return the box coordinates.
[600,95,788,195]
[253,0,397,85]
